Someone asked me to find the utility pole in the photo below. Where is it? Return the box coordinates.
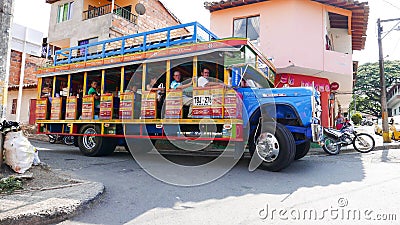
[0,0,14,166]
[377,18,400,143]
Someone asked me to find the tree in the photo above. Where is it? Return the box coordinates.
[351,112,362,125]
[350,60,400,117]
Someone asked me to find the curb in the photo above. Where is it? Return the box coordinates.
[309,143,400,156]
[0,181,104,225]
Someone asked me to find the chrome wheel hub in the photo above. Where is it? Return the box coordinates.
[83,128,97,150]
[256,132,280,162]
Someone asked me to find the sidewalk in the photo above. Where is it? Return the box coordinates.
[0,178,104,225]
[309,139,400,155]
[1,137,398,225]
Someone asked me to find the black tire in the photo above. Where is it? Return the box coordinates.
[295,140,311,160]
[322,136,341,155]
[78,124,117,156]
[73,135,79,147]
[48,135,56,144]
[249,122,296,172]
[63,136,75,145]
[353,133,375,153]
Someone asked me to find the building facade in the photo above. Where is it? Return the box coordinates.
[45,0,181,51]
[388,84,400,117]
[205,0,369,127]
[7,24,44,124]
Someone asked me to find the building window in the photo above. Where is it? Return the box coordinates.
[233,16,260,44]
[11,99,17,114]
[395,109,397,115]
[57,2,74,23]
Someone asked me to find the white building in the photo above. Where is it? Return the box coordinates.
[6,23,44,124]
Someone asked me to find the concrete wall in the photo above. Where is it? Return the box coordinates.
[6,89,37,124]
[329,28,352,54]
[11,23,43,57]
[48,0,181,48]
[48,0,112,48]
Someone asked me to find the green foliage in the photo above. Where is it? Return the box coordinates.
[351,60,400,117]
[0,176,23,194]
[351,112,363,125]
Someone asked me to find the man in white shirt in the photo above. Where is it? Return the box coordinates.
[197,67,225,87]
[170,70,193,117]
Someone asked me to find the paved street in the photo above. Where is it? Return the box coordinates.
[30,136,400,225]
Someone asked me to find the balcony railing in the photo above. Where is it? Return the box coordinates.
[54,22,219,66]
[82,4,137,24]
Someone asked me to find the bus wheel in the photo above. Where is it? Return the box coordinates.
[78,124,117,156]
[249,122,295,172]
[294,140,311,160]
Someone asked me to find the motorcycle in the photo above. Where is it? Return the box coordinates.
[361,119,373,126]
[48,134,75,145]
[322,122,375,155]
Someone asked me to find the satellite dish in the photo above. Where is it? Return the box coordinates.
[135,3,146,15]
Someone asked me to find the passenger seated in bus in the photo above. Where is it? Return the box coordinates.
[88,81,101,112]
[197,67,225,87]
[127,85,142,118]
[146,77,165,101]
[146,77,165,118]
[170,70,193,117]
[127,85,142,101]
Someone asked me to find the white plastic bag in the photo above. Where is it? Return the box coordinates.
[4,131,35,173]
[33,147,41,166]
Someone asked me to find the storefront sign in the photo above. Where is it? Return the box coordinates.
[330,82,340,91]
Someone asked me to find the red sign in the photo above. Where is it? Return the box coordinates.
[330,82,340,91]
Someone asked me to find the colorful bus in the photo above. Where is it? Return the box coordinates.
[36,22,322,171]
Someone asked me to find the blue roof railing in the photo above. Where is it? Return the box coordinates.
[54,22,219,66]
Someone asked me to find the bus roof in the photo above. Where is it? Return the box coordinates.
[37,22,275,77]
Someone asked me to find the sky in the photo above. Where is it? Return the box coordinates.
[12,0,400,65]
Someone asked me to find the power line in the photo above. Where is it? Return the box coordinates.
[389,36,400,57]
[382,0,400,11]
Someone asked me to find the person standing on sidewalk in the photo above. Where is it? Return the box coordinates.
[335,112,344,130]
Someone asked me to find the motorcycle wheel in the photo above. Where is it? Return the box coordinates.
[63,136,75,145]
[48,135,56,144]
[353,133,375,153]
[322,136,341,155]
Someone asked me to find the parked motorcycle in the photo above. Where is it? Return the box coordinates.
[361,119,373,126]
[322,122,375,155]
[48,134,74,145]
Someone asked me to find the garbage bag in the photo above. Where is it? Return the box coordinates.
[4,131,35,174]
[33,147,41,166]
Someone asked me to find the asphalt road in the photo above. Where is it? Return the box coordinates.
[32,138,400,225]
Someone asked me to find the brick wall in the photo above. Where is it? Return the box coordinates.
[9,50,44,86]
[110,0,187,40]
[136,0,180,33]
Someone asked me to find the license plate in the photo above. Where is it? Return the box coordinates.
[193,95,212,106]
